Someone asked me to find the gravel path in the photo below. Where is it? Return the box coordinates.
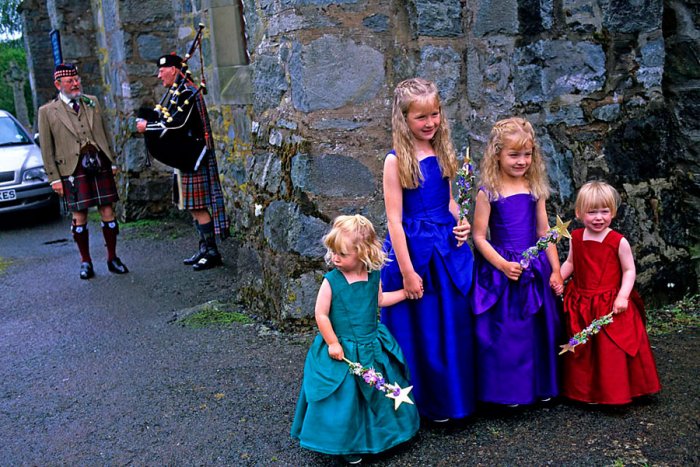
[0,215,697,465]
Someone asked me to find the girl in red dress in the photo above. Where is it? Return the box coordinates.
[560,181,661,404]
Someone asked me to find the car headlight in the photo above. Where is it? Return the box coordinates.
[23,167,49,183]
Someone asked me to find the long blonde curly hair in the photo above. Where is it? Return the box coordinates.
[323,215,387,272]
[391,78,457,189]
[479,117,550,200]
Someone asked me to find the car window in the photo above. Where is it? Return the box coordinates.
[0,116,32,146]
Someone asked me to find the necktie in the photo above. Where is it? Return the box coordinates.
[71,100,80,113]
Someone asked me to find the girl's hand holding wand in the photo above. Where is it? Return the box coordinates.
[328,342,345,361]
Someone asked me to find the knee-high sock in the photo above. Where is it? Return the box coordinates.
[101,220,119,261]
[196,220,218,254]
[71,223,91,263]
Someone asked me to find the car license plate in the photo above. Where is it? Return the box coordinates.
[0,189,17,202]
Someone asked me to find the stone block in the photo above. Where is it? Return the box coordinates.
[290,36,384,112]
[637,37,665,88]
[263,201,328,257]
[592,103,621,122]
[515,40,605,102]
[417,45,462,104]
[563,0,603,34]
[413,0,463,37]
[473,0,518,36]
[602,0,662,33]
[136,34,166,62]
[253,53,288,113]
[248,153,283,194]
[280,270,324,320]
[291,153,375,197]
[539,133,573,203]
[363,14,390,33]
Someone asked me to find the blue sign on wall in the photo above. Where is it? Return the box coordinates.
[49,30,62,66]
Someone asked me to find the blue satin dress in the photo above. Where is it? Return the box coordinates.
[472,192,561,404]
[380,156,476,420]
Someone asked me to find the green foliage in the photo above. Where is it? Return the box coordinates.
[0,39,33,123]
[647,294,700,335]
[0,0,21,36]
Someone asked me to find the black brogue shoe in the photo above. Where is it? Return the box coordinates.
[80,261,94,280]
[107,257,129,274]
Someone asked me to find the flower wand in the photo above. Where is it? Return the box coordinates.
[343,358,414,410]
[559,312,614,355]
[519,215,571,269]
[455,146,475,247]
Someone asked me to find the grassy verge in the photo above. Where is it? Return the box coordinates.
[0,257,12,274]
[647,294,700,335]
[180,302,254,328]
[86,210,189,240]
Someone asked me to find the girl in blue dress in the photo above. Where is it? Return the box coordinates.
[381,78,475,421]
[471,117,563,406]
[291,215,420,464]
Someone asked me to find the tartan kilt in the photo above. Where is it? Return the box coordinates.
[178,157,213,210]
[62,153,119,212]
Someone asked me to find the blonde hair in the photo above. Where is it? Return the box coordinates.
[479,117,550,200]
[575,181,621,218]
[391,78,457,189]
[323,215,387,271]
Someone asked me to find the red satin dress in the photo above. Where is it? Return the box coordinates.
[562,229,661,404]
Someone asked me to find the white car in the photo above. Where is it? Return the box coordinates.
[0,110,60,218]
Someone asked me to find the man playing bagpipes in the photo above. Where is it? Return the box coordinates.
[136,50,230,271]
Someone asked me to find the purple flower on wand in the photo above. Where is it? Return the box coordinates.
[343,358,414,410]
[519,215,571,269]
[455,147,475,247]
[559,312,614,355]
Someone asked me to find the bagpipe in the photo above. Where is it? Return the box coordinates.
[142,23,211,172]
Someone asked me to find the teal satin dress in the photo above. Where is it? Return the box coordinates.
[291,269,420,455]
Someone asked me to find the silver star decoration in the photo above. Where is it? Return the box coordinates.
[385,383,414,410]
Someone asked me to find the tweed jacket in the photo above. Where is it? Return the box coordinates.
[38,94,115,183]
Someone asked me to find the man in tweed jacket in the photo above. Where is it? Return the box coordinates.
[39,63,128,279]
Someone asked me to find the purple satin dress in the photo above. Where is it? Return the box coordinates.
[472,192,561,405]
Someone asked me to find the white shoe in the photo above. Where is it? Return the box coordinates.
[507,403,520,408]
[432,418,450,423]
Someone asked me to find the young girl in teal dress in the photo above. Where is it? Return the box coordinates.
[291,215,420,464]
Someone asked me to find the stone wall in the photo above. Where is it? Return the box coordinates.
[22,0,699,324]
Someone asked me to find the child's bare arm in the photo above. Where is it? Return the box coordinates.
[314,279,344,360]
[473,191,522,280]
[384,155,423,299]
[560,241,574,282]
[377,281,408,308]
[614,237,636,314]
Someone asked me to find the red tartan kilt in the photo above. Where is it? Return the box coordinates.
[178,156,212,210]
[62,153,119,211]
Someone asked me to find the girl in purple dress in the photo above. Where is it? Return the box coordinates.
[471,117,563,406]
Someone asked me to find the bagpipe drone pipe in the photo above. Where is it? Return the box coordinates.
[142,24,211,172]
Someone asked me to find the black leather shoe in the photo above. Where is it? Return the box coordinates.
[80,261,94,280]
[192,252,222,271]
[183,250,206,265]
[107,257,129,274]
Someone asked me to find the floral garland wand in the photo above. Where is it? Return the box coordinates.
[343,358,414,410]
[519,216,571,269]
[455,146,475,247]
[559,312,614,355]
